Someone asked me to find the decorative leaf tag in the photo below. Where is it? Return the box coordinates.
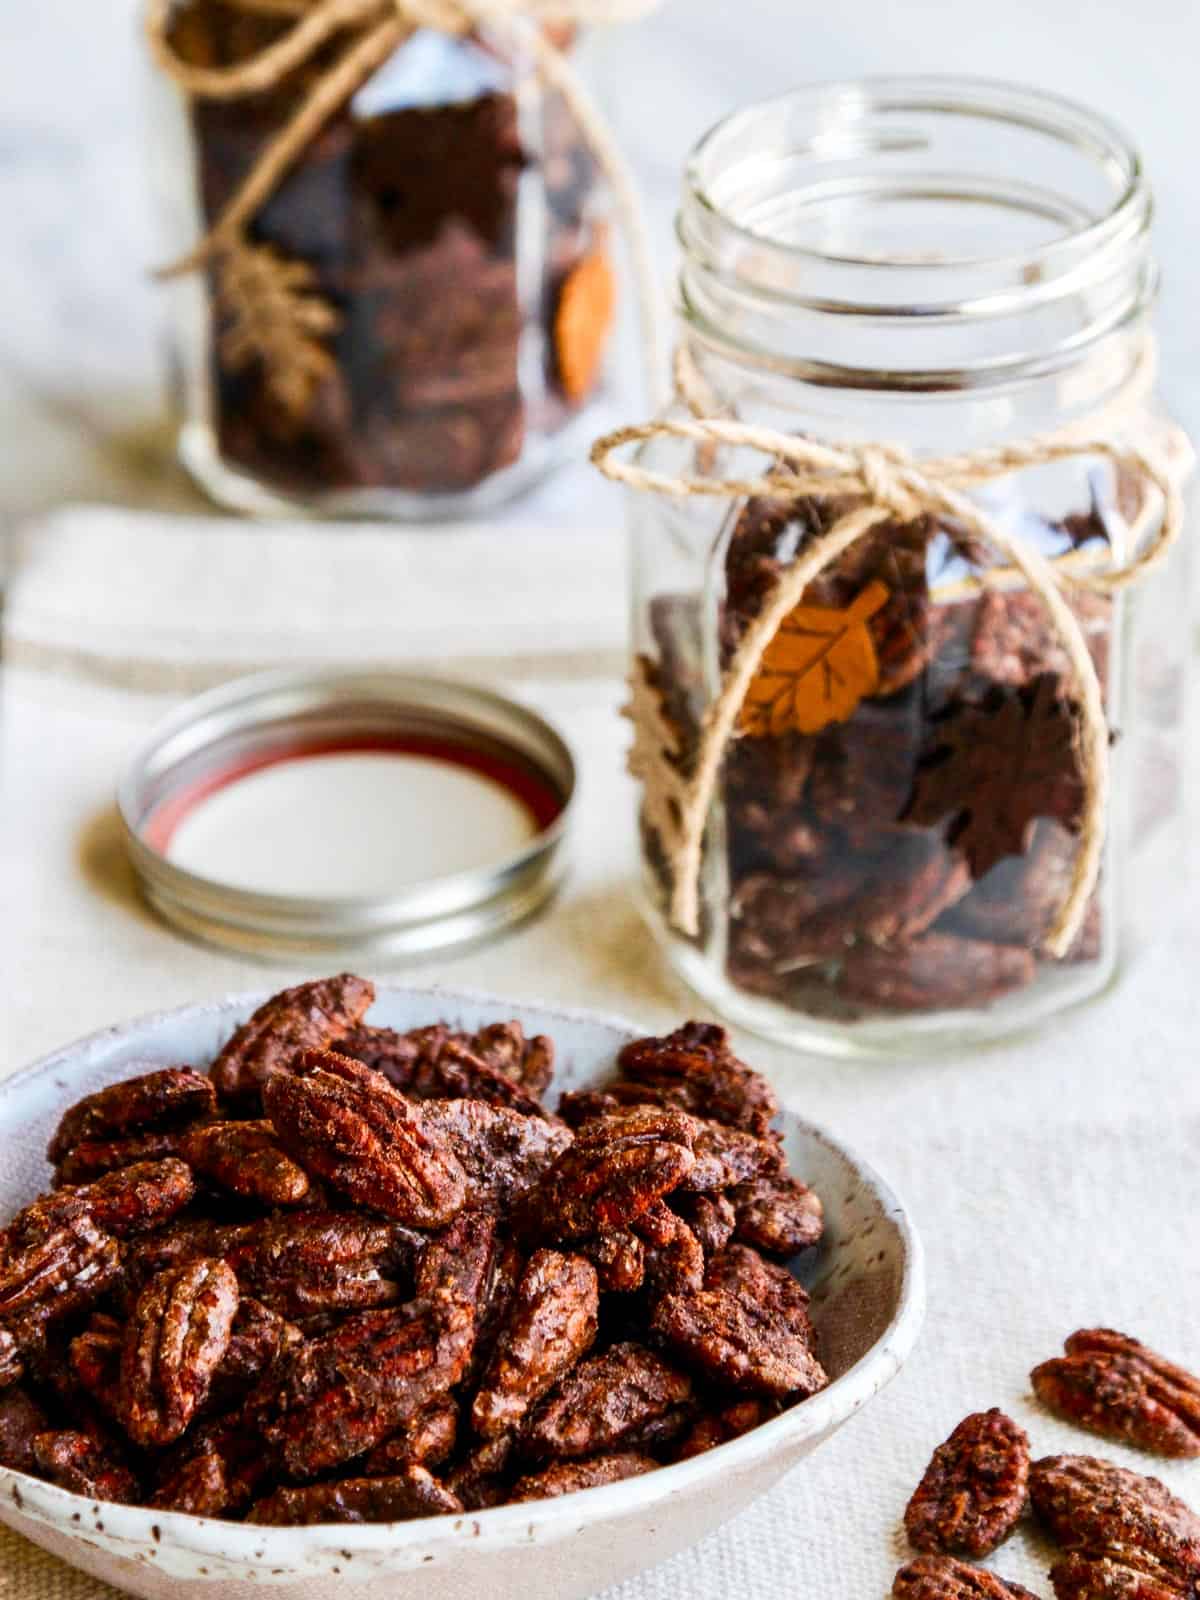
[739,580,890,738]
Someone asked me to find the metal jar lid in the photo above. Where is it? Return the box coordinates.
[119,668,575,961]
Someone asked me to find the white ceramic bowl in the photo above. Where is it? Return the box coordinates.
[0,988,925,1600]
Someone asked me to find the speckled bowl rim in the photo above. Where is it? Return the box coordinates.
[0,987,926,1565]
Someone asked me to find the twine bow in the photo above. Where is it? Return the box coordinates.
[145,0,667,395]
[592,337,1187,955]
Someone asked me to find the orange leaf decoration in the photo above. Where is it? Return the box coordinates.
[739,580,890,738]
[555,248,616,404]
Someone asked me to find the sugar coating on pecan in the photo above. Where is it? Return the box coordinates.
[264,1051,466,1226]
[892,1555,1042,1600]
[247,1465,462,1525]
[1030,1454,1200,1588]
[532,1107,696,1242]
[33,1429,139,1504]
[415,1097,572,1212]
[525,1341,693,1460]
[509,1451,659,1501]
[1033,1329,1200,1459]
[48,1068,216,1164]
[730,1174,824,1256]
[904,1409,1030,1558]
[1049,1550,1193,1600]
[182,1120,311,1207]
[210,974,375,1104]
[119,1257,240,1448]
[617,1023,779,1136]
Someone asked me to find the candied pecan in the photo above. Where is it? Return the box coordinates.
[265,1051,466,1226]
[1030,1455,1200,1587]
[210,974,375,1104]
[510,1452,658,1501]
[152,1448,232,1517]
[532,1107,696,1242]
[69,1314,123,1413]
[557,1086,649,1127]
[905,1409,1030,1558]
[0,1208,121,1351]
[70,1157,196,1237]
[471,1249,598,1439]
[634,1201,704,1295]
[731,1174,824,1256]
[472,1022,555,1099]
[410,1038,546,1117]
[675,1397,778,1460]
[210,1297,302,1409]
[0,1386,49,1473]
[48,1067,216,1163]
[267,1298,475,1479]
[340,1021,554,1106]
[1032,1331,1200,1459]
[249,1465,463,1525]
[119,1257,240,1448]
[526,1342,693,1460]
[336,1024,426,1089]
[1050,1551,1193,1600]
[226,1211,411,1319]
[152,1393,274,1518]
[678,1118,782,1193]
[579,1230,645,1293]
[33,1429,138,1503]
[416,1210,497,1330]
[838,932,1037,1011]
[671,1192,737,1256]
[182,1120,311,1206]
[416,1098,572,1211]
[892,1556,1041,1600]
[446,1433,518,1511]
[362,1397,459,1474]
[618,1022,778,1137]
[652,1246,825,1399]
[0,1328,22,1390]
[54,1129,186,1186]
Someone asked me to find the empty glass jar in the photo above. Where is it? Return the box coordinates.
[150,5,617,518]
[626,79,1193,1055]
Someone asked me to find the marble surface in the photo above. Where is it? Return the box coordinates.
[0,0,1197,525]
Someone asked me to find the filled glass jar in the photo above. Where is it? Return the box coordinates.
[626,79,1192,1054]
[150,4,616,517]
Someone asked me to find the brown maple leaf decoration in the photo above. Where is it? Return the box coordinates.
[903,673,1086,878]
[739,580,889,738]
[215,240,341,420]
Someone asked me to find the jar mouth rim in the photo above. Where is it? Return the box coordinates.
[684,75,1148,279]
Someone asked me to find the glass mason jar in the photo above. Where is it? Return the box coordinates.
[628,79,1193,1056]
[150,5,616,518]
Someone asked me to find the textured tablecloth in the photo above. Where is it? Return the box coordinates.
[3,513,1200,1600]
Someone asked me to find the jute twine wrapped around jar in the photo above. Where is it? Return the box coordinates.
[592,337,1189,957]
[145,0,666,411]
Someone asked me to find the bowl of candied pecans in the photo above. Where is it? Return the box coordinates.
[0,978,924,1600]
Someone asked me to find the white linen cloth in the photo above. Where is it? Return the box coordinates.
[3,511,1199,1600]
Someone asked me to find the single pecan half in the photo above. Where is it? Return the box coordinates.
[905,1409,1030,1558]
[415,1098,572,1212]
[266,1298,475,1480]
[525,1341,693,1460]
[265,1051,466,1226]
[70,1157,197,1237]
[210,974,375,1104]
[532,1108,696,1242]
[730,1174,825,1256]
[33,1429,139,1503]
[225,1211,412,1320]
[678,1119,782,1193]
[248,1466,462,1524]
[1050,1551,1194,1599]
[48,1068,216,1163]
[182,1120,311,1207]
[0,1208,121,1351]
[53,1129,186,1186]
[119,1257,240,1448]
[617,1022,779,1136]
[470,1249,599,1439]
[1030,1455,1200,1588]
[892,1556,1042,1600]
[510,1452,658,1501]
[1033,1331,1200,1459]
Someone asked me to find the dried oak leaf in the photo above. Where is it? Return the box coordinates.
[1029,1455,1200,1589]
[1032,1330,1200,1459]
[247,1466,462,1525]
[893,1556,1042,1600]
[904,674,1086,879]
[118,1257,240,1448]
[525,1341,693,1460]
[210,974,375,1105]
[509,1452,658,1502]
[470,1248,599,1439]
[739,580,890,738]
[264,1051,466,1227]
[48,1067,216,1163]
[904,1409,1030,1558]
[216,241,341,422]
